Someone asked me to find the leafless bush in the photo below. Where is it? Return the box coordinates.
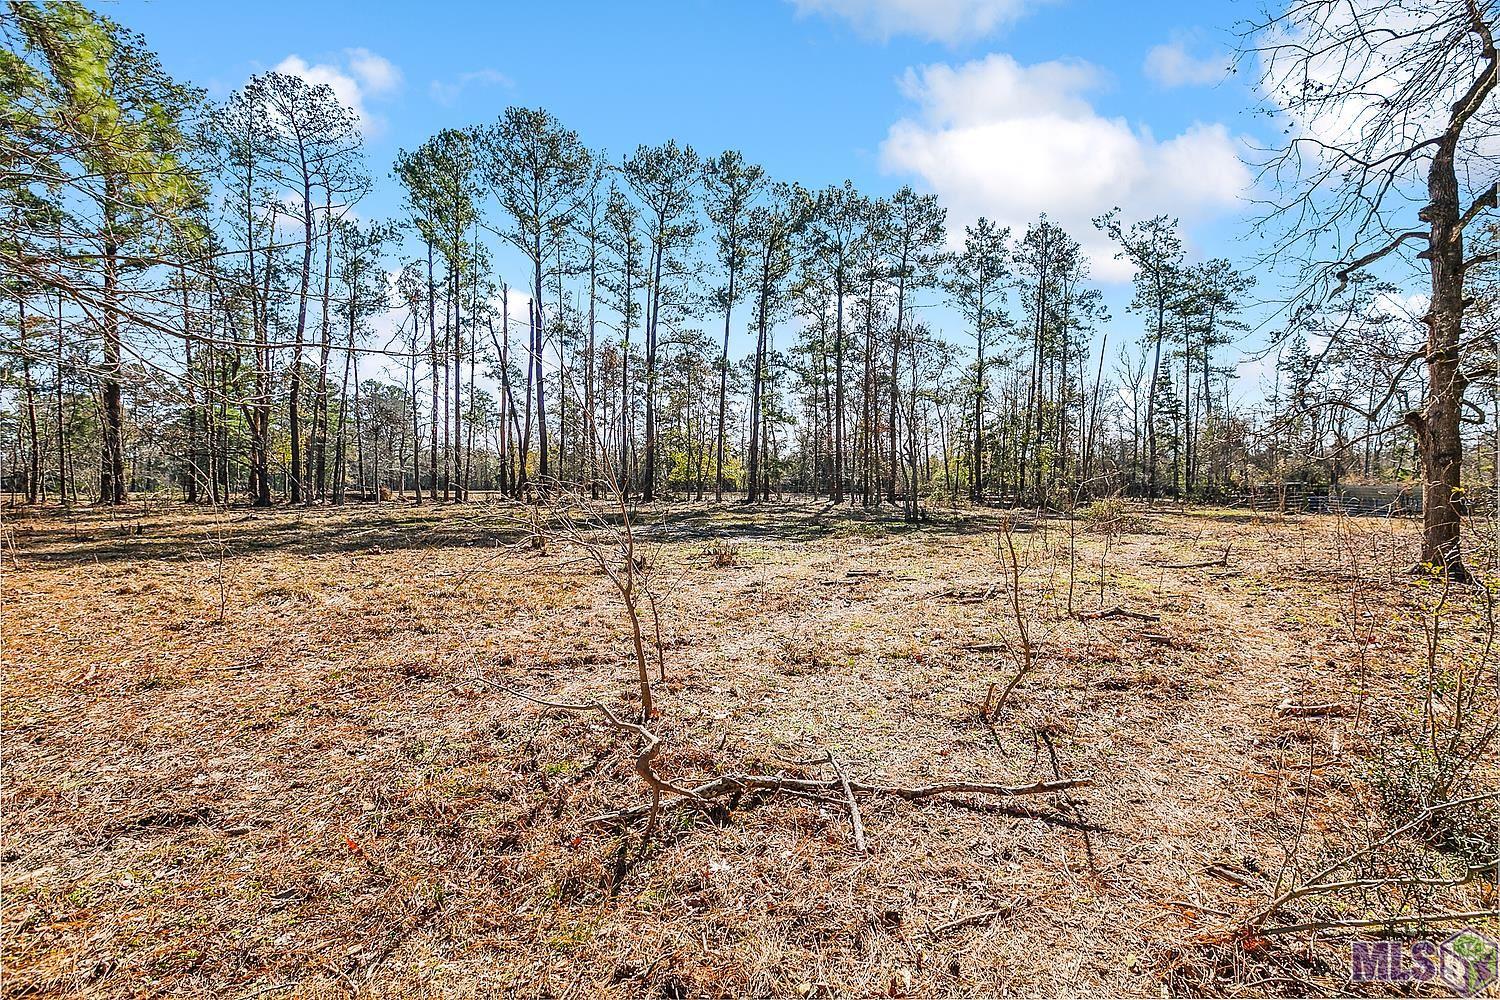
[1249,516,1498,944]
[1080,496,1143,534]
[1363,569,1499,864]
[704,538,739,568]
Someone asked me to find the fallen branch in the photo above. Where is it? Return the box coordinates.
[1164,898,1236,918]
[930,905,1015,937]
[1204,862,1264,888]
[495,683,1091,834]
[1267,866,1495,906]
[1161,545,1233,570]
[583,774,1091,826]
[938,584,999,602]
[1080,605,1160,622]
[488,683,700,836]
[860,777,1089,800]
[1276,700,1348,718]
[1248,792,1500,931]
[1260,910,1500,938]
[827,751,866,856]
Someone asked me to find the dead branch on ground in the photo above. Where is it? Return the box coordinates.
[1160,544,1233,570]
[490,682,1091,838]
[1080,605,1160,622]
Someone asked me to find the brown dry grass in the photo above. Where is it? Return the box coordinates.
[1,499,1494,998]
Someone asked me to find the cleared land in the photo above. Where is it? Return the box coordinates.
[1,500,1495,997]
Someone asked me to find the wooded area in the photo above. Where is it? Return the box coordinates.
[2,3,1493,565]
[2,1,1497,997]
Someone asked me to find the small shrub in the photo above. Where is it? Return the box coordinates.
[1365,736,1498,867]
[1081,497,1143,534]
[706,539,739,568]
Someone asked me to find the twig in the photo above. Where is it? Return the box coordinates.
[1276,700,1348,717]
[234,985,294,1000]
[1161,545,1233,570]
[1080,605,1160,622]
[1164,899,1236,918]
[827,750,866,856]
[1249,791,1500,929]
[1260,910,1500,937]
[930,905,1015,937]
[1264,865,1495,908]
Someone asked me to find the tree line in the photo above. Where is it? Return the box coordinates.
[1,1,1495,553]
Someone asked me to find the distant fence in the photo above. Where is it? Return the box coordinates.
[1223,484,1500,518]
[973,483,1432,517]
[1224,484,1423,517]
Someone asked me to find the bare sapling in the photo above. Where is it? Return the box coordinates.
[1078,493,1133,611]
[545,471,658,720]
[980,512,1038,727]
[1065,486,1079,617]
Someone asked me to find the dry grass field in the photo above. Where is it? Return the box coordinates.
[2,499,1495,997]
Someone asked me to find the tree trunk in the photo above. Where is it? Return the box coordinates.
[427,243,439,498]
[1412,133,1470,577]
[715,265,735,502]
[643,243,662,501]
[99,181,127,505]
[54,283,69,503]
[534,244,549,488]
[312,192,335,501]
[746,257,770,503]
[833,275,845,504]
[288,167,313,505]
[18,295,40,503]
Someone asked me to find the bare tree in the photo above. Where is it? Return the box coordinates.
[1245,0,1498,577]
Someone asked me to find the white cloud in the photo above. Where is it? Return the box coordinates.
[272,48,402,136]
[880,53,1251,280]
[1144,35,1229,88]
[346,48,403,96]
[788,0,1039,44]
[1373,289,1429,325]
[274,55,362,114]
[429,68,514,107]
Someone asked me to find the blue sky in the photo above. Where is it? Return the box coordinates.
[114,0,1275,392]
